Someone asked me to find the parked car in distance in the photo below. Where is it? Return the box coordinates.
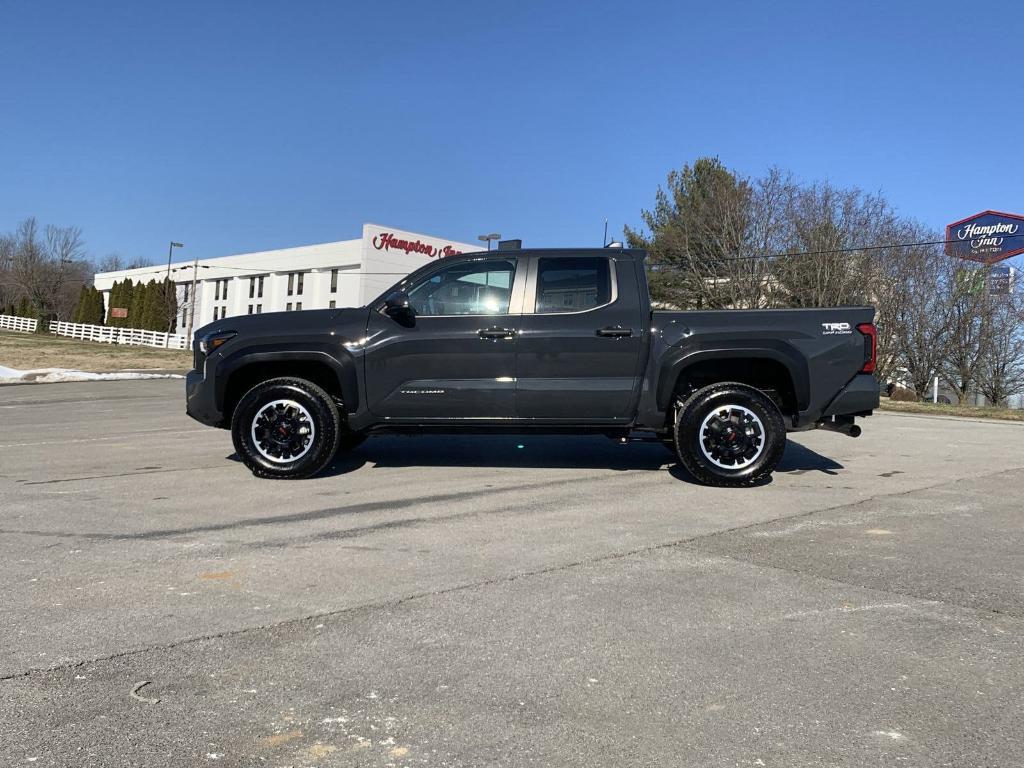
[185,247,879,486]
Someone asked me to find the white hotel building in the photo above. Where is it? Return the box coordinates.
[93,224,480,336]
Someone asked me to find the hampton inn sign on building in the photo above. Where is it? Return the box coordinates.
[93,224,480,333]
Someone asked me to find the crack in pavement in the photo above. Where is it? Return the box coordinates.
[4,462,1023,682]
[0,428,208,450]
[0,476,581,541]
[14,464,227,485]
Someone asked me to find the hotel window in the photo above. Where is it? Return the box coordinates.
[248,277,255,299]
[256,304,262,314]
[222,279,229,302]
[287,273,294,296]
[296,302,302,311]
[330,269,338,293]
[286,302,292,312]
[183,284,190,303]
[296,273,304,295]
[257,275,264,298]
[247,305,253,314]
[214,281,220,301]
[329,300,336,309]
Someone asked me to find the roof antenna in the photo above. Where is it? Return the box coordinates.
[602,218,608,247]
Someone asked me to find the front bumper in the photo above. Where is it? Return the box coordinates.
[821,373,880,419]
[185,369,225,428]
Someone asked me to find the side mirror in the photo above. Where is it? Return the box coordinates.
[382,290,416,327]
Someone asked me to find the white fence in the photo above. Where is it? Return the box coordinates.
[50,321,189,350]
[0,314,39,333]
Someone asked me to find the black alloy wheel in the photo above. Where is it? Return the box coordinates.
[231,377,341,479]
[673,382,786,487]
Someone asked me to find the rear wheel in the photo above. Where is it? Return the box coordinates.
[231,377,341,479]
[674,382,786,487]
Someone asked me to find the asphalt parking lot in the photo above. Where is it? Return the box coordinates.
[2,379,1024,767]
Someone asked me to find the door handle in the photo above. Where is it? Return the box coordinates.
[478,327,516,340]
[597,326,633,338]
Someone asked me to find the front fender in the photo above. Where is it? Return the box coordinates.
[214,343,360,413]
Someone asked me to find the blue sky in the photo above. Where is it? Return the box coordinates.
[1,0,1021,265]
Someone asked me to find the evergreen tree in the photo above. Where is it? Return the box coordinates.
[77,286,101,325]
[128,279,145,329]
[143,282,160,331]
[107,280,121,325]
[72,285,88,323]
[106,281,118,325]
[92,287,106,325]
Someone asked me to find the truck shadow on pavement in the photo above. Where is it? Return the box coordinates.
[230,435,843,484]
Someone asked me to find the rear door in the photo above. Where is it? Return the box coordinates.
[514,255,646,421]
[363,256,524,420]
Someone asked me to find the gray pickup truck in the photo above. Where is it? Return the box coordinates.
[185,247,879,486]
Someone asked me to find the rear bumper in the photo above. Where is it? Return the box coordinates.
[820,373,880,419]
[185,369,224,428]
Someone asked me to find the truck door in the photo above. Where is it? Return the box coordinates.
[514,255,645,421]
[363,256,524,420]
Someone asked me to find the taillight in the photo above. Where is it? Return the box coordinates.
[857,322,877,374]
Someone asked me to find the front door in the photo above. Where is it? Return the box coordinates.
[364,256,523,420]
[515,255,645,420]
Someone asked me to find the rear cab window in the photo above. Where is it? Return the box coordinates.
[534,257,613,313]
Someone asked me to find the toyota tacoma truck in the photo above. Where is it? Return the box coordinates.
[185,248,879,486]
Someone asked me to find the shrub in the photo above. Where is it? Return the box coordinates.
[890,386,919,402]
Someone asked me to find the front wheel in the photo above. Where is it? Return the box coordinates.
[673,382,786,487]
[231,377,341,479]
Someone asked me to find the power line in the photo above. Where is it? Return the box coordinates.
[100,231,1024,278]
[711,232,1024,263]
[100,264,414,279]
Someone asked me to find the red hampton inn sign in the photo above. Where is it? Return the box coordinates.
[946,210,1024,265]
[372,232,465,259]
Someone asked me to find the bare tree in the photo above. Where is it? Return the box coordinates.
[939,259,995,404]
[977,291,1024,405]
[4,217,92,321]
[866,220,940,386]
[769,182,901,308]
[887,244,949,398]
[95,253,154,272]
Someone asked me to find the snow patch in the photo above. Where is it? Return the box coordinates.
[0,364,183,384]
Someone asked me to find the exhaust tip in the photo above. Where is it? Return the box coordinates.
[849,425,862,438]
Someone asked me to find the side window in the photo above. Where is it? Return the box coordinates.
[535,257,612,313]
[407,259,517,316]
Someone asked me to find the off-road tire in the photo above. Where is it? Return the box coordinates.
[231,377,341,479]
[673,382,786,487]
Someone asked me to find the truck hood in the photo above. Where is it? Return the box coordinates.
[194,307,372,351]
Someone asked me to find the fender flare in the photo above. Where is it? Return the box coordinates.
[214,344,359,413]
[655,342,809,412]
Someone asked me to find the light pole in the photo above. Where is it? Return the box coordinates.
[478,233,501,252]
[184,262,209,344]
[166,241,184,280]
[164,242,184,346]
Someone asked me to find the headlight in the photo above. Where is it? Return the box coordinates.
[198,330,236,355]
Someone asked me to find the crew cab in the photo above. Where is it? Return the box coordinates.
[185,248,879,486]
